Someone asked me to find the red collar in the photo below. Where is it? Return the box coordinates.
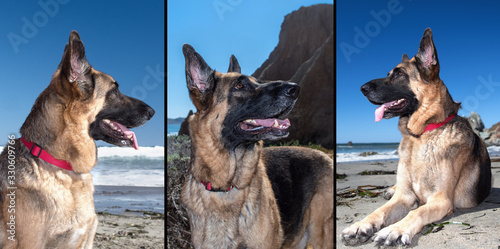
[201,181,234,192]
[421,113,457,135]
[21,137,73,171]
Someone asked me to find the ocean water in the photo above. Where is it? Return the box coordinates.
[0,145,164,187]
[168,123,181,136]
[336,143,399,163]
[337,143,500,163]
[487,145,500,157]
[92,146,164,187]
[93,146,164,214]
[0,145,164,214]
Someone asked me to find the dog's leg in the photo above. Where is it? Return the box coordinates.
[407,100,444,135]
[372,192,453,246]
[341,186,415,245]
[308,207,334,249]
[308,173,334,249]
[82,215,98,249]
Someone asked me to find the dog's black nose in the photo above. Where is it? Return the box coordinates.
[145,106,155,120]
[285,84,300,99]
[360,83,375,96]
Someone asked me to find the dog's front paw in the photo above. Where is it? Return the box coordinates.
[373,225,412,247]
[383,186,396,200]
[341,222,376,246]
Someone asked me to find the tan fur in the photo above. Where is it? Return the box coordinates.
[0,72,111,249]
[401,58,459,135]
[308,170,334,249]
[0,70,113,248]
[182,73,284,249]
[181,49,334,248]
[282,150,334,249]
[48,69,111,173]
[0,31,154,249]
[345,84,488,245]
[343,28,491,246]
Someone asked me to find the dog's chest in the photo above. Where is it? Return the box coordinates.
[399,136,449,201]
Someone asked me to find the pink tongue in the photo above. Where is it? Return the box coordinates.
[111,121,139,150]
[375,101,397,122]
[254,118,290,127]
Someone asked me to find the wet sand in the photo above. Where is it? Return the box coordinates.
[93,185,164,248]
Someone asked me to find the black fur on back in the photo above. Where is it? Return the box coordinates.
[262,146,330,241]
[472,133,492,204]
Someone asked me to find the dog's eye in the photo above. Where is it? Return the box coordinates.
[235,83,243,89]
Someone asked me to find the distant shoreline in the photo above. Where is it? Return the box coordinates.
[337,143,500,163]
[167,117,185,124]
[168,123,181,136]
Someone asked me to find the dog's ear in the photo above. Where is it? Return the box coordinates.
[227,55,241,73]
[415,28,440,81]
[182,44,215,111]
[60,31,91,83]
[402,53,410,63]
[59,31,93,97]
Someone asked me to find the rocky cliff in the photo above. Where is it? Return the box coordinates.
[253,4,334,148]
[486,122,500,145]
[177,4,334,148]
[178,110,193,136]
[468,112,500,145]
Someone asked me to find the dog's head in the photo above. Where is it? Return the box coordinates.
[182,44,299,150]
[360,28,460,125]
[19,31,155,173]
[58,31,155,149]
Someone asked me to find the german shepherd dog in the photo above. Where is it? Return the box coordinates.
[341,28,491,246]
[181,44,334,249]
[0,31,154,248]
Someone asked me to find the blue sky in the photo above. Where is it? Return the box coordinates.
[167,0,334,119]
[1,1,164,146]
[337,0,500,143]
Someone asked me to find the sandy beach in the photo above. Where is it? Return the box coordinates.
[336,158,500,248]
[94,212,164,248]
[92,185,165,248]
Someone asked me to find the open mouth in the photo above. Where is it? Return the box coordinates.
[101,119,139,149]
[239,118,291,134]
[375,98,408,122]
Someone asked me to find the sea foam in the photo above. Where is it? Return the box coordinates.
[97,146,164,158]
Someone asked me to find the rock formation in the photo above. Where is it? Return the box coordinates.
[178,110,193,136]
[467,112,500,145]
[253,4,334,148]
[468,111,485,134]
[486,122,500,145]
[175,4,334,148]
